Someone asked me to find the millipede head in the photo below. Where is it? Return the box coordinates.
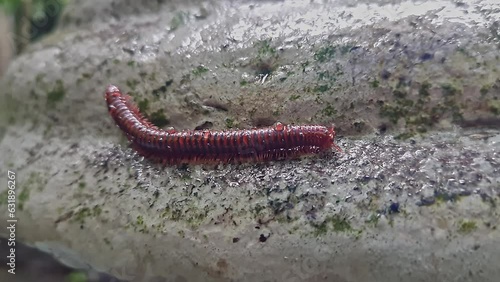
[105,85,120,97]
[327,126,343,153]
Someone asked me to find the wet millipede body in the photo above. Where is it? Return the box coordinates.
[105,85,341,164]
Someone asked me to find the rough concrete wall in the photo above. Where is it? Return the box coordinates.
[0,1,499,282]
[0,8,13,78]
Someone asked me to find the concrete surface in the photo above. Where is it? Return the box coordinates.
[0,0,499,281]
[0,8,13,78]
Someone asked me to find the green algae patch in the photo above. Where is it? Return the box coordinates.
[321,104,336,117]
[251,39,279,76]
[419,82,431,96]
[192,65,209,76]
[18,188,30,211]
[137,98,149,112]
[66,271,88,282]
[13,172,48,211]
[488,100,500,115]
[370,79,380,88]
[149,109,169,127]
[480,85,490,96]
[170,12,187,31]
[225,118,236,128]
[378,80,466,137]
[440,83,460,96]
[72,206,102,224]
[126,78,140,90]
[314,46,337,62]
[314,84,330,93]
[131,215,148,233]
[312,215,353,236]
[255,39,277,56]
[73,207,92,224]
[458,220,477,234]
[46,80,65,106]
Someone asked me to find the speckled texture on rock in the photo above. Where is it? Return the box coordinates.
[0,0,500,282]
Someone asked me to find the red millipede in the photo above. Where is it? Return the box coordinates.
[105,85,341,165]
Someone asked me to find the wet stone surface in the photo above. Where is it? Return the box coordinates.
[0,0,499,281]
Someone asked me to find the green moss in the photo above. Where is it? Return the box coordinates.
[66,271,87,282]
[313,221,328,236]
[314,84,330,93]
[139,71,148,78]
[126,79,140,90]
[322,104,336,117]
[137,99,149,112]
[160,207,171,218]
[81,73,92,79]
[488,100,500,115]
[136,215,144,226]
[314,46,336,62]
[289,94,300,101]
[149,72,157,81]
[318,71,330,80]
[46,80,65,105]
[393,90,407,99]
[0,191,7,206]
[395,131,415,140]
[73,207,92,224]
[92,206,102,217]
[458,220,477,234]
[380,103,408,124]
[225,118,235,128]
[35,73,45,84]
[149,109,169,127]
[370,79,380,88]
[170,12,186,31]
[253,204,266,216]
[313,215,352,236]
[276,214,295,224]
[365,213,380,227]
[186,211,207,228]
[240,80,248,86]
[330,215,352,232]
[406,113,432,126]
[339,45,354,55]
[255,39,277,56]
[480,85,490,95]
[192,65,209,76]
[78,182,86,189]
[441,83,459,96]
[171,209,183,221]
[17,188,30,211]
[127,60,135,67]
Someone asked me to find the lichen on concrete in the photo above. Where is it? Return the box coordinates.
[0,0,500,281]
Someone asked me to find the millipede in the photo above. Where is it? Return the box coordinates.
[105,84,342,165]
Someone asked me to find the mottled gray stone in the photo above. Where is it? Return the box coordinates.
[0,0,499,281]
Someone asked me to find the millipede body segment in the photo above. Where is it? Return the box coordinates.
[105,85,341,164]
